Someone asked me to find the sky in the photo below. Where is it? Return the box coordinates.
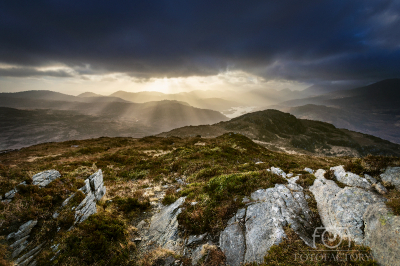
[0,0,399,95]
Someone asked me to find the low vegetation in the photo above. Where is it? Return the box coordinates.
[0,133,399,265]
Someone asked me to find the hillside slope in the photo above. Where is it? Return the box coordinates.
[158,109,400,157]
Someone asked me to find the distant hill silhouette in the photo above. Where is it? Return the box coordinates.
[158,109,400,157]
[265,79,400,143]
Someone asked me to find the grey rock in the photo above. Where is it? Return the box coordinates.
[220,184,314,265]
[74,192,97,224]
[330,165,371,189]
[380,167,400,191]
[310,170,385,244]
[1,199,11,204]
[219,215,245,266]
[372,182,388,195]
[89,170,106,201]
[15,242,44,266]
[364,174,377,184]
[28,260,37,266]
[10,236,29,249]
[304,167,314,174]
[270,167,286,178]
[187,233,207,246]
[52,212,59,219]
[32,170,61,187]
[363,202,400,266]
[7,220,37,241]
[12,239,28,259]
[144,197,186,253]
[5,188,18,199]
[191,245,206,265]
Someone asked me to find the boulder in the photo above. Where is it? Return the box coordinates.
[32,170,61,187]
[363,202,400,266]
[220,183,314,265]
[89,170,106,201]
[7,220,37,241]
[143,197,186,253]
[310,169,385,244]
[74,170,106,223]
[380,167,400,191]
[330,165,371,189]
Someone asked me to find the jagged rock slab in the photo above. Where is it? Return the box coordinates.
[143,197,186,253]
[219,209,246,266]
[220,183,314,265]
[330,165,371,189]
[7,220,37,241]
[32,170,61,187]
[15,242,44,266]
[380,167,400,191]
[363,202,400,266]
[89,169,106,201]
[310,169,385,244]
[72,170,106,224]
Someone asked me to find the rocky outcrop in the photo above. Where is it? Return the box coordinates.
[363,202,400,266]
[7,220,38,259]
[32,170,61,187]
[380,167,400,191]
[310,168,385,244]
[330,165,371,189]
[6,169,106,266]
[141,197,186,253]
[220,181,314,266]
[63,169,106,224]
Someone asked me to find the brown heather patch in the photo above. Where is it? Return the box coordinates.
[0,134,398,265]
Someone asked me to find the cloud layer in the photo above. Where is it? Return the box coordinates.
[1,0,399,83]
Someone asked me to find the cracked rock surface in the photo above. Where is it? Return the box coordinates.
[310,168,386,244]
[220,182,314,266]
[32,170,61,187]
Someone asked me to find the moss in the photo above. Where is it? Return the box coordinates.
[0,237,12,266]
[344,159,365,175]
[113,196,150,215]
[178,171,287,234]
[162,188,178,205]
[296,174,316,188]
[55,214,131,266]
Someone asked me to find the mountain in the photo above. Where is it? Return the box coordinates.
[0,107,149,150]
[77,92,105,97]
[266,79,400,144]
[158,109,400,157]
[110,90,240,112]
[0,95,228,150]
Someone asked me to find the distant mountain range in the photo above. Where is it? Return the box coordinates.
[158,109,400,157]
[270,79,400,143]
[0,91,228,150]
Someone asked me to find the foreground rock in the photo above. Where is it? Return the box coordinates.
[32,170,61,187]
[6,169,106,266]
[220,182,314,266]
[380,167,400,191]
[310,169,385,244]
[141,197,186,252]
[330,165,371,189]
[363,202,400,266]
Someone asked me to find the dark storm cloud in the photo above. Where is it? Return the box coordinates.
[0,0,399,82]
[0,67,73,78]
